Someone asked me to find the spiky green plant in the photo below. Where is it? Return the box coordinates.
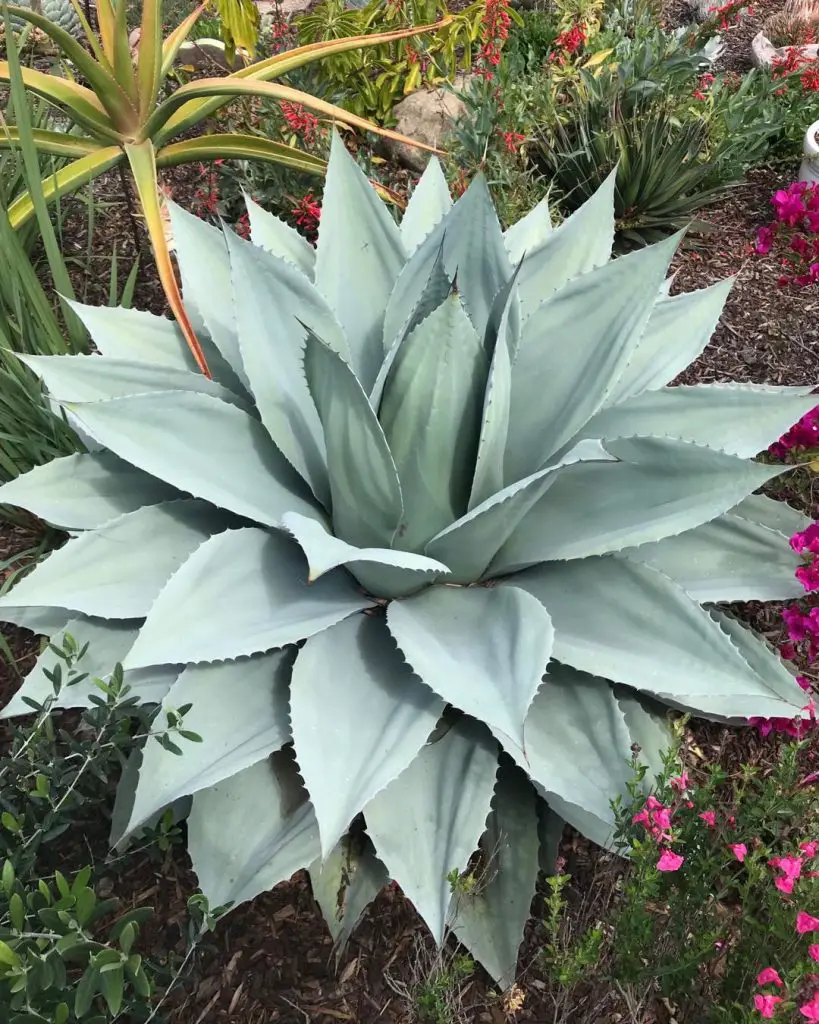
[0,133,814,986]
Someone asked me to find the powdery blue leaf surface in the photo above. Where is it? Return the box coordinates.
[124,527,369,668]
[309,837,388,955]
[121,650,293,839]
[615,689,673,783]
[245,192,316,277]
[400,157,452,254]
[290,614,444,858]
[503,193,552,265]
[0,452,178,531]
[0,501,227,619]
[730,492,813,536]
[365,717,498,943]
[387,584,552,747]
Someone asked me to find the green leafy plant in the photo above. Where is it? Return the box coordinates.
[0,0,448,373]
[297,0,483,122]
[0,133,815,989]
[414,952,475,1024]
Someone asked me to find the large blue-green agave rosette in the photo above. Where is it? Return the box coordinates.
[0,134,813,985]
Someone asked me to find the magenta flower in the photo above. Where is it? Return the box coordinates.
[797,911,819,934]
[810,945,819,963]
[730,843,748,862]
[657,850,684,872]
[757,967,784,987]
[801,842,819,858]
[699,810,717,828]
[669,771,689,792]
[755,993,783,1018]
[800,993,819,1021]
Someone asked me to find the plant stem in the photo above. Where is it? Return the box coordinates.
[118,165,144,260]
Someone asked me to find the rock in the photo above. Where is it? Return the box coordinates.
[383,76,471,173]
[175,37,250,71]
[750,29,819,65]
[256,0,312,15]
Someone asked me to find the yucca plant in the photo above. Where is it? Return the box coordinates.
[0,0,448,373]
[0,134,814,986]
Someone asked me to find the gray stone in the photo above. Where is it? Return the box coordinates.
[383,76,471,173]
[750,28,819,65]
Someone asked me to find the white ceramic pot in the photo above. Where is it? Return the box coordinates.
[800,119,819,185]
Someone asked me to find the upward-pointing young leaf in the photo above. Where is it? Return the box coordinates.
[245,192,316,277]
[400,156,452,254]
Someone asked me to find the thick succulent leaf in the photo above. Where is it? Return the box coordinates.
[61,391,321,527]
[537,801,565,874]
[364,717,498,944]
[518,665,633,844]
[225,231,336,507]
[604,279,734,404]
[120,651,292,840]
[730,492,813,536]
[450,765,540,988]
[281,511,449,582]
[426,440,613,583]
[620,512,804,602]
[124,527,369,668]
[400,157,452,254]
[379,295,487,549]
[68,300,247,396]
[387,585,553,748]
[0,501,227,619]
[304,332,404,549]
[309,835,388,955]
[503,193,552,265]
[492,437,788,572]
[0,607,72,635]
[188,754,320,908]
[515,169,615,320]
[513,556,807,719]
[290,614,445,858]
[314,133,406,391]
[245,192,316,277]
[21,353,247,410]
[576,384,818,459]
[167,202,248,386]
[0,452,177,531]
[616,689,674,783]
[1,617,175,718]
[506,233,679,480]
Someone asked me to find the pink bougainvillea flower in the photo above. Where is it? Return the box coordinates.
[776,875,796,894]
[755,993,783,1018]
[730,843,748,862]
[810,945,819,963]
[801,842,819,858]
[800,994,819,1021]
[757,967,784,987]
[699,810,717,828]
[657,850,684,872]
[652,808,673,830]
[797,911,819,934]
[670,771,689,792]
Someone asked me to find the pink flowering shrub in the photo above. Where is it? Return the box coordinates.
[756,182,819,288]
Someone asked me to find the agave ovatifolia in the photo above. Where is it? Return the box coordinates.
[0,134,815,985]
[0,0,446,373]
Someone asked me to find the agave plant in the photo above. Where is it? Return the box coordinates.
[0,134,814,985]
[0,0,447,373]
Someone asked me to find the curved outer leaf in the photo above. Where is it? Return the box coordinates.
[491,437,788,572]
[0,607,72,635]
[165,201,243,382]
[124,141,212,377]
[1,617,175,718]
[575,384,818,459]
[364,717,498,943]
[136,0,162,116]
[60,391,321,527]
[313,132,405,391]
[67,301,246,395]
[226,229,352,505]
[304,331,404,549]
[604,279,734,404]
[400,157,452,255]
[124,527,370,668]
[387,585,553,749]
[156,134,326,176]
[426,440,612,583]
[0,501,228,619]
[0,60,117,140]
[20,353,246,409]
[730,492,812,536]
[620,512,804,602]
[309,836,388,955]
[159,2,206,78]
[0,452,177,531]
[503,193,552,265]
[515,169,615,320]
[616,689,674,783]
[379,295,487,549]
[450,765,540,988]
[513,556,807,719]
[282,511,450,581]
[121,650,292,839]
[8,148,122,231]
[0,127,103,158]
[506,232,679,481]
[245,193,316,277]
[188,755,321,908]
[290,614,445,858]
[518,665,633,846]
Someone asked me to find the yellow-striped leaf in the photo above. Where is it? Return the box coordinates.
[7,147,122,230]
[156,133,326,175]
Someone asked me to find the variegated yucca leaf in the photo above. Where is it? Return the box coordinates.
[0,132,814,986]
